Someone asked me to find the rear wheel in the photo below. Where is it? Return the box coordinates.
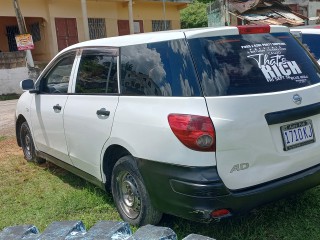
[20,122,45,164]
[111,155,162,226]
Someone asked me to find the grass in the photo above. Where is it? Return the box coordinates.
[1,136,320,239]
[0,94,20,101]
[0,136,6,141]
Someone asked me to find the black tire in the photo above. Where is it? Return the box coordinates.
[20,122,45,164]
[111,155,162,226]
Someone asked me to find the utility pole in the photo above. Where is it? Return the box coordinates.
[12,0,34,67]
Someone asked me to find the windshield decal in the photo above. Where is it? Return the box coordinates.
[242,43,308,83]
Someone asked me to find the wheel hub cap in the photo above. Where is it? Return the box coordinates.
[25,135,31,152]
[117,172,141,219]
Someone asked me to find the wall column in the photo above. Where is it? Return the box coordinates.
[162,0,167,30]
[128,0,134,34]
[81,0,90,40]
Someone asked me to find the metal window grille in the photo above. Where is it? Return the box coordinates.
[152,20,171,32]
[29,22,41,42]
[88,18,106,40]
[6,25,19,52]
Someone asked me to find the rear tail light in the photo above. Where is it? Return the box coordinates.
[211,209,231,218]
[237,25,270,34]
[168,114,216,152]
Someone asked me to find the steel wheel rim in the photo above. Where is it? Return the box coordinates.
[21,126,32,159]
[116,171,141,219]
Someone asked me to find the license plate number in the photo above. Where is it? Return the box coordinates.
[281,120,315,151]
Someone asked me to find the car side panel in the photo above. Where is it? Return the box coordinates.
[63,95,119,179]
[108,96,215,167]
[30,94,72,164]
[15,91,33,135]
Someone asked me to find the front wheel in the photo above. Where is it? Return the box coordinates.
[111,155,162,226]
[20,122,45,164]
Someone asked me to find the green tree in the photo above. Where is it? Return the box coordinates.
[180,0,209,29]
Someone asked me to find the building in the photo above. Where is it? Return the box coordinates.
[0,0,190,63]
[282,0,320,24]
[207,0,307,27]
[0,0,190,95]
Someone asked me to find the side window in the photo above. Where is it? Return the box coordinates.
[75,50,118,94]
[41,54,75,94]
[120,39,201,97]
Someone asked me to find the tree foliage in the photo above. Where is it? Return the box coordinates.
[180,0,209,29]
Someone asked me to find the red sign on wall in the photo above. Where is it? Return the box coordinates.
[15,34,34,50]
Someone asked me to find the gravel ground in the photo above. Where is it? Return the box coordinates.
[0,100,18,136]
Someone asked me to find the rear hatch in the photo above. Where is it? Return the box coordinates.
[186,26,320,190]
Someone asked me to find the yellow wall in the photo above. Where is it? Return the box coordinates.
[0,0,185,62]
[0,0,54,61]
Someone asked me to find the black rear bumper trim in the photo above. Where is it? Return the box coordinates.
[265,102,320,125]
[136,158,320,222]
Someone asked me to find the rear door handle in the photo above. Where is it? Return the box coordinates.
[53,104,62,111]
[96,108,110,117]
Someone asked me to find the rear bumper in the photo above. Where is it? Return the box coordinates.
[136,158,320,222]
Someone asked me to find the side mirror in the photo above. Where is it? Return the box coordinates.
[20,79,36,92]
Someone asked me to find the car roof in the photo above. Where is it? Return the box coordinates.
[60,25,289,54]
[290,28,320,35]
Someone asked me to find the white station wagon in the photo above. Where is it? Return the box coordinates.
[16,25,320,226]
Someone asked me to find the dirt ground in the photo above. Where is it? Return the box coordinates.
[0,99,18,136]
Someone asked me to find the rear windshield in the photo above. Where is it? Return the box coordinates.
[188,32,320,96]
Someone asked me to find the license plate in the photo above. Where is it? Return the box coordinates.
[280,120,315,151]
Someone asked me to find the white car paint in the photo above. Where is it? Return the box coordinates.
[206,84,320,189]
[109,96,213,167]
[15,25,320,221]
[30,94,72,165]
[64,95,120,179]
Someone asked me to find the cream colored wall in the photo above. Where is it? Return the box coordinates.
[0,0,53,61]
[0,1,16,16]
[86,1,119,37]
[26,17,49,62]
[117,2,181,32]
[0,16,49,61]
[1,0,184,61]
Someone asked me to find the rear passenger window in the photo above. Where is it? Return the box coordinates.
[76,49,118,94]
[120,39,201,96]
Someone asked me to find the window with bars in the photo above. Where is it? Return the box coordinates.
[152,20,172,32]
[6,25,19,52]
[29,22,41,42]
[88,18,106,40]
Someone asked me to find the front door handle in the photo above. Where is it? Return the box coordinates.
[53,104,62,111]
[96,108,110,117]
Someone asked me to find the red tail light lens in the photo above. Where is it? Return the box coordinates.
[168,114,216,152]
[237,25,270,34]
[211,209,231,218]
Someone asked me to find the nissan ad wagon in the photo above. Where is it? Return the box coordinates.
[16,25,320,226]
